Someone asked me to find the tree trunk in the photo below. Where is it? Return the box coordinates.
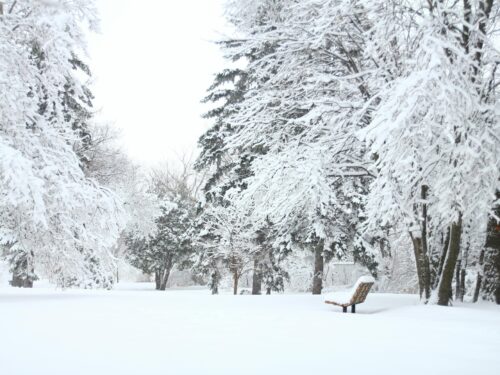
[251,257,262,295]
[11,275,33,288]
[435,228,451,288]
[455,260,461,299]
[410,233,425,297]
[155,271,161,290]
[457,240,471,302]
[455,259,467,302]
[473,274,482,303]
[484,194,500,304]
[455,261,466,303]
[10,275,22,288]
[410,232,431,300]
[233,271,239,295]
[459,268,466,302]
[420,185,431,300]
[312,241,324,295]
[437,216,462,306]
[410,186,431,300]
[473,248,486,303]
[482,244,500,304]
[495,254,500,305]
[210,271,219,295]
[159,267,171,291]
[10,251,35,288]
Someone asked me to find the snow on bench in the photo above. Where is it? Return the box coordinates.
[324,276,375,313]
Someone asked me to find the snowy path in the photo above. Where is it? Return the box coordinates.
[0,284,499,375]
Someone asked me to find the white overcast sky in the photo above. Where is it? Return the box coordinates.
[88,0,231,165]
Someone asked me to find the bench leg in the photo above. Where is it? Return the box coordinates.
[342,306,347,313]
[351,304,356,314]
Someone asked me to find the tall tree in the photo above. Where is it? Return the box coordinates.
[0,0,125,287]
[127,159,199,290]
[220,0,377,294]
[363,0,499,305]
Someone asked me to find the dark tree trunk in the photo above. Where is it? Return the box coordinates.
[159,267,172,291]
[10,251,35,288]
[10,275,22,288]
[495,258,500,305]
[410,233,431,300]
[210,271,219,295]
[437,216,463,306]
[11,275,34,288]
[410,233,425,297]
[496,276,500,304]
[410,186,431,300]
[312,241,324,295]
[459,268,466,302]
[233,271,239,295]
[473,247,486,303]
[435,228,451,288]
[155,271,161,290]
[455,260,461,299]
[484,193,500,304]
[457,241,471,302]
[455,261,466,303]
[420,185,431,300]
[481,247,500,303]
[251,257,262,295]
[473,273,483,302]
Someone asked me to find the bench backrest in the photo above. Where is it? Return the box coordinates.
[350,282,374,305]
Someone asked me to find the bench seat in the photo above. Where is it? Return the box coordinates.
[324,276,375,313]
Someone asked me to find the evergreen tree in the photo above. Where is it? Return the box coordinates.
[253,218,290,295]
[4,26,106,288]
[0,0,125,287]
[127,194,195,291]
[481,193,500,303]
[218,0,376,294]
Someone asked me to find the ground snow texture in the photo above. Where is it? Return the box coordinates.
[0,283,499,375]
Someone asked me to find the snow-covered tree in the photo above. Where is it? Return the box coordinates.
[126,159,200,290]
[362,0,499,304]
[202,0,499,303]
[0,0,125,287]
[252,217,290,295]
[127,193,194,290]
[81,123,160,283]
[212,0,377,294]
[193,201,256,294]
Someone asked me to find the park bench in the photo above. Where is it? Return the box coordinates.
[324,276,375,313]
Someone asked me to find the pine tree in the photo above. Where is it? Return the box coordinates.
[194,39,266,294]
[481,193,500,303]
[127,193,195,290]
[219,0,376,294]
[0,0,125,287]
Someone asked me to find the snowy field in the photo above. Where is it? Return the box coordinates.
[1,284,499,375]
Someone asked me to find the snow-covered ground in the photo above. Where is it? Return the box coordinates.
[0,284,499,375]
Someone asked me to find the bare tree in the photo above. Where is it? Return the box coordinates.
[148,152,206,201]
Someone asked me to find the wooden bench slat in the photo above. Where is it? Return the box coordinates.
[324,277,375,313]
